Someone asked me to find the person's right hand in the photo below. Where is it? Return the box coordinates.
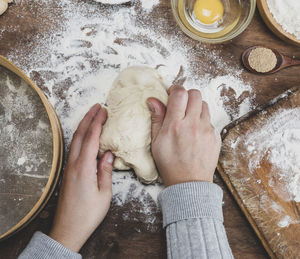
[49,104,114,252]
[147,85,221,187]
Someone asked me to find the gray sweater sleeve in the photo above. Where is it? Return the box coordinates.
[158,181,233,259]
[18,231,82,259]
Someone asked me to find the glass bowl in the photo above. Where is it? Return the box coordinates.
[171,0,256,43]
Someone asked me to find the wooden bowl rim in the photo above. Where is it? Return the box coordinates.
[257,0,300,47]
[0,55,63,240]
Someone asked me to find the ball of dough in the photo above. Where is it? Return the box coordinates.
[99,66,168,183]
[0,0,12,16]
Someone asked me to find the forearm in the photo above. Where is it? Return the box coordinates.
[159,181,233,259]
[18,232,82,259]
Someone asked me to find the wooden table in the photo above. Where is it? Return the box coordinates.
[1,0,300,258]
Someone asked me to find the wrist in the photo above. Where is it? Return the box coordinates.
[158,181,224,227]
[49,228,84,253]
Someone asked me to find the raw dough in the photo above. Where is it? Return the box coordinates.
[0,0,12,16]
[99,66,168,183]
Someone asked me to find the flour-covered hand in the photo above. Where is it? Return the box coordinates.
[49,104,114,252]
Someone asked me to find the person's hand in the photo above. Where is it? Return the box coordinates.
[147,85,221,187]
[49,104,114,252]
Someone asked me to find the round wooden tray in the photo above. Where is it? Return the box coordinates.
[0,56,64,241]
[2,113,64,240]
[257,0,300,47]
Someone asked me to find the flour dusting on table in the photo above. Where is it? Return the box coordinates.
[94,0,130,4]
[94,0,160,12]
[246,108,300,204]
[3,0,255,223]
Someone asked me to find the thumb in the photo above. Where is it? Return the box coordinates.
[147,97,166,141]
[97,151,114,192]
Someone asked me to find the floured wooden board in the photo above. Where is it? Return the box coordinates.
[0,65,53,237]
[218,86,300,259]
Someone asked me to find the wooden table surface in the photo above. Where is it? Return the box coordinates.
[1,0,300,258]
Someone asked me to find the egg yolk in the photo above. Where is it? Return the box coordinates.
[193,0,224,24]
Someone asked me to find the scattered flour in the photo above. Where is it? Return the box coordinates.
[3,0,255,221]
[271,201,298,228]
[94,0,130,4]
[140,0,159,11]
[278,215,293,228]
[246,108,300,203]
[94,0,160,12]
[0,71,53,180]
[17,157,27,165]
[0,65,53,227]
[267,0,300,40]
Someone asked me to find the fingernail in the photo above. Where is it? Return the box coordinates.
[167,84,183,94]
[90,103,101,111]
[147,100,156,113]
[105,152,114,164]
[167,86,173,94]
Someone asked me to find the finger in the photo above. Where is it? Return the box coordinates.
[97,151,114,191]
[147,97,166,141]
[68,104,101,163]
[80,107,108,163]
[165,85,188,123]
[167,84,177,95]
[200,101,211,121]
[186,89,203,119]
[167,84,184,95]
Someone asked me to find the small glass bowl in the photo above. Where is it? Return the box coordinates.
[171,0,256,44]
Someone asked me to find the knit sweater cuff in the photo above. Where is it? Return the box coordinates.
[158,181,224,228]
[19,231,82,259]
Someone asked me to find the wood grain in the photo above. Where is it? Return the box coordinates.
[218,86,300,259]
[1,0,300,258]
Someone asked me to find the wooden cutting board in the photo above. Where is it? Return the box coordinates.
[218,86,300,259]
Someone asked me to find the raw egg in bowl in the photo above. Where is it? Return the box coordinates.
[171,0,256,43]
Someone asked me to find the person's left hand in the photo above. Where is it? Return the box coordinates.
[49,103,114,253]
